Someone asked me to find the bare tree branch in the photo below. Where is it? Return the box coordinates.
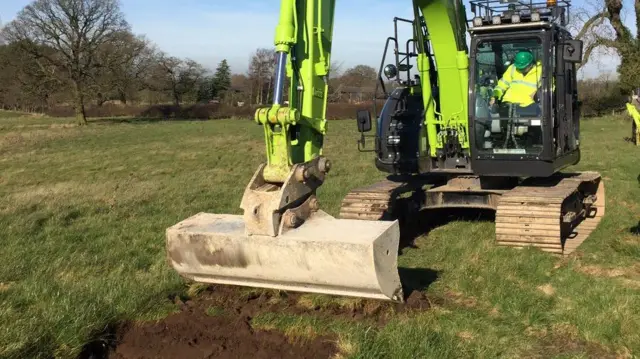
[581,37,620,71]
[574,11,608,41]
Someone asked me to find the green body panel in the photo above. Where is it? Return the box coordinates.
[415,52,437,156]
[415,0,470,156]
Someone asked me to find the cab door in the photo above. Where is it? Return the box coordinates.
[553,29,580,157]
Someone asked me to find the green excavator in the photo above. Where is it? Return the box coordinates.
[165,0,605,302]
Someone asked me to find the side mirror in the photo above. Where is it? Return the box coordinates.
[356,110,372,133]
[563,39,583,63]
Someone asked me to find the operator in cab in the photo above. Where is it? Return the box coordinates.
[490,50,542,116]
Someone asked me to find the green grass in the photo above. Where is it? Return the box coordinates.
[0,110,32,119]
[0,114,639,358]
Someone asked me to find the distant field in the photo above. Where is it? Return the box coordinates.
[0,110,34,119]
[0,112,639,358]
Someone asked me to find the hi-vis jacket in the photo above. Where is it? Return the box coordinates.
[493,61,542,107]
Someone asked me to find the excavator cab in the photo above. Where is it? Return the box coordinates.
[468,1,584,177]
[358,0,583,179]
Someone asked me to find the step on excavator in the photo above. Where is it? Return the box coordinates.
[166,0,605,302]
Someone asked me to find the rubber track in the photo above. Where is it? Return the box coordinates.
[338,180,407,221]
[495,171,605,256]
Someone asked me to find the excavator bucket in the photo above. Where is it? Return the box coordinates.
[166,211,404,301]
[165,0,408,302]
[166,163,405,302]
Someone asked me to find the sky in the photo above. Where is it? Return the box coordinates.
[0,0,635,79]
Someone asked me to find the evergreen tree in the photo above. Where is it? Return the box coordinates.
[196,75,214,103]
[212,59,231,99]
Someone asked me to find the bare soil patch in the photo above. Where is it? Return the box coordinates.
[80,285,433,359]
[108,308,336,359]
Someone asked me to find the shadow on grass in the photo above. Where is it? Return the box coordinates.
[87,117,218,125]
[394,208,494,299]
[398,267,441,297]
[398,207,495,252]
[631,221,640,236]
[77,324,119,359]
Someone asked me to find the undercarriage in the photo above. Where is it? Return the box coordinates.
[339,172,605,256]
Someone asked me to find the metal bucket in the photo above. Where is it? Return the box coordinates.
[166,210,404,301]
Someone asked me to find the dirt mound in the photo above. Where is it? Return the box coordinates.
[189,285,433,325]
[405,290,432,310]
[80,285,433,359]
[108,305,336,359]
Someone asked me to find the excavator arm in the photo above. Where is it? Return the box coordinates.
[255,0,334,183]
[165,0,469,302]
[241,0,336,237]
[413,0,470,157]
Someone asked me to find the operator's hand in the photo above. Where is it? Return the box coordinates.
[491,89,502,105]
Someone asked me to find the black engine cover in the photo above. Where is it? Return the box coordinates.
[375,87,425,175]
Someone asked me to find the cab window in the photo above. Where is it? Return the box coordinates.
[473,38,544,156]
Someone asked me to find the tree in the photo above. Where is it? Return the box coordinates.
[229,73,251,104]
[150,54,206,106]
[327,60,345,102]
[196,75,215,103]
[2,0,130,125]
[340,65,377,87]
[0,42,65,111]
[212,59,231,99]
[572,0,640,93]
[0,17,5,45]
[248,48,275,104]
[328,64,378,103]
[92,31,155,105]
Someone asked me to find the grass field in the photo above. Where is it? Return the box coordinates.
[1,113,639,358]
